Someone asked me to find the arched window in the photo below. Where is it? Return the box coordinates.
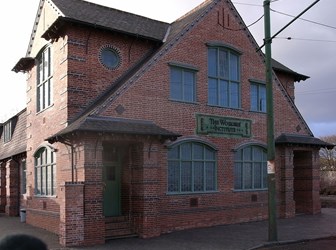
[207,44,241,109]
[34,146,56,196]
[234,145,267,190]
[168,141,217,193]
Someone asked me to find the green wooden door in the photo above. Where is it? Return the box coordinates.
[103,161,121,217]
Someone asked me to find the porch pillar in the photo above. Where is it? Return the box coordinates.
[5,159,19,216]
[132,141,161,238]
[311,149,322,214]
[0,162,6,212]
[59,182,85,247]
[278,147,295,218]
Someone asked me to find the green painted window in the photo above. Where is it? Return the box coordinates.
[170,66,196,103]
[37,46,53,112]
[34,147,56,196]
[251,82,266,112]
[208,47,240,108]
[234,145,267,190]
[168,142,217,193]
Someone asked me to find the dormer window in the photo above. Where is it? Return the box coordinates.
[37,46,53,112]
[3,121,12,143]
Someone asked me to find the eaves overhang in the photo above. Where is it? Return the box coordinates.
[41,17,165,42]
[12,57,35,73]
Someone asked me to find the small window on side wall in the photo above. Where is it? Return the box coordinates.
[3,121,12,143]
[170,66,197,103]
[250,81,266,113]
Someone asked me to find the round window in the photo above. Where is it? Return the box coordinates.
[100,47,120,69]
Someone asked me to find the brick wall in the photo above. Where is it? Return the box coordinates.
[21,0,319,245]
[0,162,6,212]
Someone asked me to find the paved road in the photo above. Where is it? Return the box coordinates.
[1,208,336,250]
[258,237,336,250]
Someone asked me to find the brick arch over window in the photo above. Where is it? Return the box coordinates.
[34,143,56,196]
[234,144,267,191]
[167,138,217,194]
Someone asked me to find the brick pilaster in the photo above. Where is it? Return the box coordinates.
[0,162,6,212]
[59,182,85,246]
[5,159,19,216]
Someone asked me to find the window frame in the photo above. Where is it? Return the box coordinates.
[167,141,217,194]
[234,145,268,191]
[250,80,267,113]
[169,64,198,103]
[3,121,12,143]
[34,146,56,197]
[21,160,27,195]
[37,45,53,112]
[100,46,121,70]
[207,45,241,109]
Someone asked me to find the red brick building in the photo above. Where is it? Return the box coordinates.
[0,0,333,247]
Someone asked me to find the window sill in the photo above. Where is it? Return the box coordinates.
[249,110,267,114]
[207,104,242,111]
[166,190,219,196]
[34,195,57,198]
[36,104,54,116]
[169,99,199,105]
[232,188,268,193]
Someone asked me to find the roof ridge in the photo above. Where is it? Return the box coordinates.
[174,0,214,23]
[71,0,169,25]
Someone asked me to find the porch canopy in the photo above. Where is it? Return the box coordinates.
[275,133,334,149]
[47,115,180,143]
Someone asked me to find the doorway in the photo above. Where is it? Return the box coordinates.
[103,143,122,217]
[293,150,313,214]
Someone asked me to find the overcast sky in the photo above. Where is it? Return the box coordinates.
[0,0,335,138]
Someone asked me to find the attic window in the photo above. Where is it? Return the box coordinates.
[99,46,121,70]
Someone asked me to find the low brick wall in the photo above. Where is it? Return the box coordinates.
[321,196,336,209]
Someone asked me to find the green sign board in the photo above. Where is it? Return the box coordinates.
[196,114,252,138]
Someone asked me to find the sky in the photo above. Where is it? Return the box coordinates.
[0,0,335,138]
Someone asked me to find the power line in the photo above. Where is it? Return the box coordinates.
[219,14,264,31]
[296,88,336,95]
[276,36,336,43]
[232,2,262,7]
[271,8,336,30]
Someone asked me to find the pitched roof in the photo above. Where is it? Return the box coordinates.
[47,116,181,142]
[272,59,309,82]
[43,0,169,42]
[275,133,334,149]
[13,0,314,140]
[0,109,27,161]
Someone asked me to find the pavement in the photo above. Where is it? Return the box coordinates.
[0,208,336,250]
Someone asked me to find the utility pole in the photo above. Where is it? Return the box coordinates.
[263,0,277,242]
[262,0,320,242]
